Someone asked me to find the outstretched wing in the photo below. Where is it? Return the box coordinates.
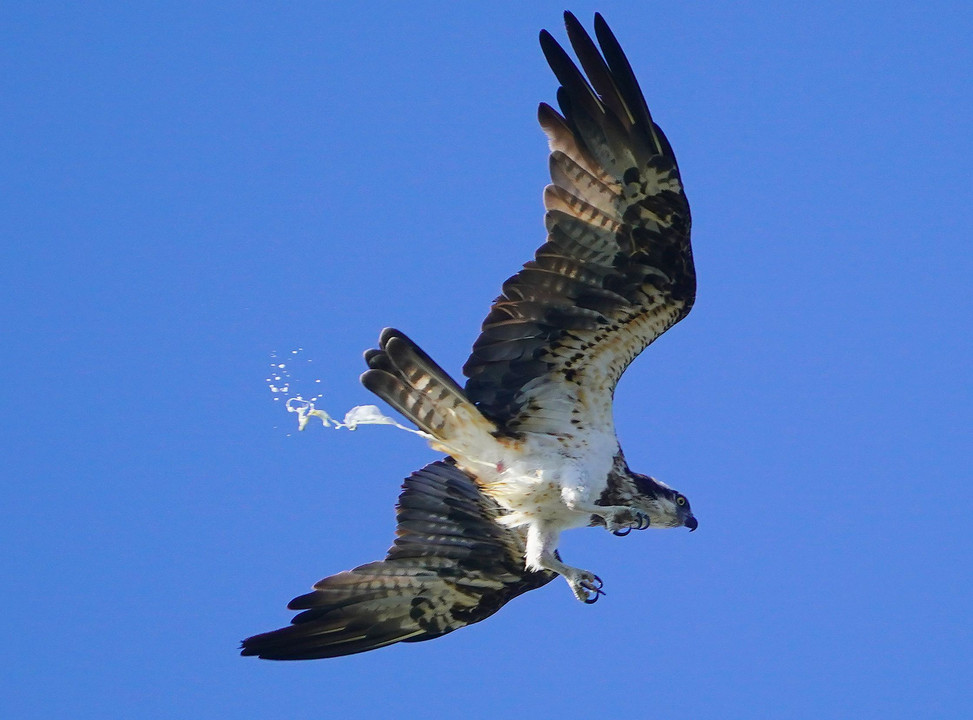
[463,12,694,434]
[241,460,554,660]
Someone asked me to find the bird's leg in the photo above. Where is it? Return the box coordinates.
[525,522,604,604]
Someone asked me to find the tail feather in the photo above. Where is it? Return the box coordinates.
[360,328,496,445]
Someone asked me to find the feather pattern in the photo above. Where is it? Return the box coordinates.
[362,328,497,448]
[463,12,695,434]
[244,13,699,660]
[241,460,555,660]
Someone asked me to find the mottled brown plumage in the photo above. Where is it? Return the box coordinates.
[243,11,698,660]
[464,13,694,433]
[241,461,554,660]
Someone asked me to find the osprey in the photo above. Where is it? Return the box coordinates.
[243,11,697,661]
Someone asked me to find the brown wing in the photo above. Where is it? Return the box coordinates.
[463,12,694,434]
[240,460,554,660]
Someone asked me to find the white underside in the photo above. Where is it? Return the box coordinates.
[291,398,620,537]
[452,427,620,533]
[292,378,629,600]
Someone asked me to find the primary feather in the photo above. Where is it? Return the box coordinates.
[241,461,553,660]
[464,12,694,433]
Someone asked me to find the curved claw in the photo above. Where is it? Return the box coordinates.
[582,581,606,604]
[608,509,651,535]
[583,588,605,604]
[577,573,606,603]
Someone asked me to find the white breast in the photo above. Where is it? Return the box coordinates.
[469,427,619,530]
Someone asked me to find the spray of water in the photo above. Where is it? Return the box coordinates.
[266,348,431,440]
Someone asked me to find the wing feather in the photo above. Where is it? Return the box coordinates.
[241,460,554,660]
[463,12,694,432]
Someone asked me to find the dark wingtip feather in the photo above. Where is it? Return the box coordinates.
[592,13,655,133]
[593,12,612,44]
[562,10,582,34]
[538,28,558,59]
[378,327,402,347]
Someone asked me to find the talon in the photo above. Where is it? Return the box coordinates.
[573,571,606,603]
[583,588,605,604]
[582,582,605,604]
[613,527,631,537]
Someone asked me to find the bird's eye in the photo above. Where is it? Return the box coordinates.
[676,495,686,506]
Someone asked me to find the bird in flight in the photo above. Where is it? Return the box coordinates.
[243,11,697,661]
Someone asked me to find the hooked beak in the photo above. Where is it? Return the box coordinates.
[685,515,698,532]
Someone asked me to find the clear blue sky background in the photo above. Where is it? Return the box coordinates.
[2,2,971,718]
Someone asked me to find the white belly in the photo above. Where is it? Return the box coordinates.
[458,429,619,530]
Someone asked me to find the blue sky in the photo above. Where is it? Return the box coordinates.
[2,1,971,717]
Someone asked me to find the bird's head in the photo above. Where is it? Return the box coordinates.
[631,474,697,531]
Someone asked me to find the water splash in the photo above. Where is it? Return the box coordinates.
[267,349,432,441]
[266,348,323,407]
[284,399,432,439]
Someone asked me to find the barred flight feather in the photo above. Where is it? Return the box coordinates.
[362,329,496,445]
[464,12,694,432]
[241,461,554,660]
